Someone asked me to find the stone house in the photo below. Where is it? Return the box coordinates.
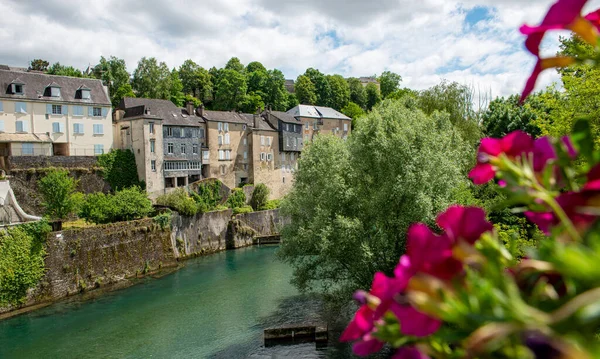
[283,104,351,143]
[0,66,113,169]
[114,98,206,197]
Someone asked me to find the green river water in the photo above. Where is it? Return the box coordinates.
[0,246,351,359]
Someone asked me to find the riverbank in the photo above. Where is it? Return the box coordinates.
[0,209,285,318]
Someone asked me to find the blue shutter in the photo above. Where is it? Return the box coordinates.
[16,121,23,132]
[52,123,58,133]
[62,105,68,115]
[88,107,93,117]
[101,108,108,117]
[46,104,52,115]
[0,102,3,112]
[0,120,5,132]
[73,123,78,134]
[59,123,65,133]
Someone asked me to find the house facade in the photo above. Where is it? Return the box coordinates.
[0,66,112,167]
[285,105,351,144]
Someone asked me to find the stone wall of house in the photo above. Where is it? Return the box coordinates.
[7,156,100,170]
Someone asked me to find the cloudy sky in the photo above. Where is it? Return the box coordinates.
[1,0,600,98]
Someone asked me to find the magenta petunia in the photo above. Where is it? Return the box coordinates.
[392,347,431,359]
[436,206,493,245]
[524,211,555,235]
[561,136,578,159]
[521,57,576,101]
[352,335,385,357]
[532,137,557,172]
[585,8,600,31]
[390,303,442,337]
[404,224,463,280]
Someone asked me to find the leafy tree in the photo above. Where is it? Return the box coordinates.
[132,57,172,100]
[304,68,331,106]
[93,56,131,107]
[239,92,264,114]
[365,83,381,110]
[278,99,470,298]
[347,77,367,109]
[286,92,299,110]
[208,66,221,107]
[157,188,200,216]
[379,71,402,98]
[341,102,365,124]
[246,61,268,95]
[226,188,247,209]
[250,183,270,210]
[295,75,317,105]
[326,74,350,110]
[97,149,142,191]
[29,59,49,72]
[79,187,153,224]
[178,59,212,103]
[264,69,289,111]
[481,95,541,138]
[169,69,185,107]
[386,88,418,101]
[38,169,79,223]
[214,69,247,110]
[47,63,86,77]
[225,57,245,73]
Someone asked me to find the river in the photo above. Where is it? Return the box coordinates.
[0,245,355,359]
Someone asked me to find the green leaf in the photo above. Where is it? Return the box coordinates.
[571,118,596,165]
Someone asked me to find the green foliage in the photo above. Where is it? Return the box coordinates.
[93,56,131,107]
[38,169,79,221]
[0,220,51,306]
[153,210,172,230]
[250,184,270,211]
[239,92,265,114]
[303,68,331,107]
[214,69,247,110]
[29,59,49,72]
[233,205,254,214]
[47,62,88,78]
[169,69,185,107]
[156,189,199,216]
[482,95,541,138]
[278,99,471,298]
[178,59,212,103]
[347,77,367,109]
[286,92,299,110]
[225,57,245,73]
[97,149,141,191]
[111,83,136,108]
[132,57,172,100]
[226,188,246,209]
[79,187,152,224]
[295,75,317,105]
[326,74,350,110]
[341,102,366,125]
[260,199,281,211]
[365,83,381,110]
[379,71,402,98]
[194,180,223,209]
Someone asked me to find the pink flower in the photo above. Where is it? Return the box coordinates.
[352,334,385,356]
[469,131,534,184]
[521,57,577,101]
[390,304,441,337]
[585,9,600,31]
[392,347,431,359]
[584,164,600,190]
[436,206,493,244]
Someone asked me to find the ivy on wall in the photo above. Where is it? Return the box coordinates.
[97,150,143,191]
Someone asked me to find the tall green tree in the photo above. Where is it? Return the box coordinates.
[379,71,402,98]
[178,59,212,103]
[347,77,367,109]
[225,57,245,73]
[214,69,247,110]
[341,102,365,123]
[169,69,185,107]
[286,92,300,110]
[326,74,350,110]
[365,83,381,110]
[264,69,289,111]
[304,68,331,106]
[295,75,317,105]
[481,95,541,138]
[29,59,49,72]
[38,169,79,225]
[47,63,87,78]
[93,56,132,107]
[278,99,470,298]
[246,61,268,95]
[131,57,172,100]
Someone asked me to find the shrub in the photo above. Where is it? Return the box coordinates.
[226,188,246,209]
[153,210,172,230]
[260,199,281,211]
[97,149,142,191]
[250,183,269,211]
[38,169,79,221]
[79,187,152,224]
[195,180,223,209]
[156,189,199,216]
[214,204,229,211]
[233,205,254,214]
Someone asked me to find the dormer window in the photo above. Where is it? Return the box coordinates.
[50,87,61,97]
[81,89,90,99]
[13,84,23,94]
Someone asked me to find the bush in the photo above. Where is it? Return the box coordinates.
[157,189,199,216]
[97,149,142,191]
[214,204,229,211]
[79,187,152,224]
[38,169,79,221]
[226,188,246,209]
[195,180,223,209]
[233,205,254,214]
[250,184,269,211]
[259,199,281,211]
[153,210,172,229]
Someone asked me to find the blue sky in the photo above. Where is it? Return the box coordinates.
[1,0,600,99]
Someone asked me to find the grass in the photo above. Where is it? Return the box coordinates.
[62,219,97,230]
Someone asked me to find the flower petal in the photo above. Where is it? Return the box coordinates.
[469,163,496,185]
[392,347,431,359]
[353,336,384,356]
[391,304,441,337]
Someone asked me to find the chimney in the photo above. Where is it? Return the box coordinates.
[196,104,204,117]
[186,101,194,116]
[253,114,259,129]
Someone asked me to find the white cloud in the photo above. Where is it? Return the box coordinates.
[1,0,599,98]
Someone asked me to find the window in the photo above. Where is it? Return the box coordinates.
[167,143,174,154]
[225,150,231,160]
[73,123,84,134]
[50,87,61,97]
[220,165,226,175]
[167,127,173,137]
[283,177,285,184]
[50,105,61,115]
[13,84,23,94]
[16,120,28,132]
[313,122,318,130]
[180,127,185,138]
[305,122,309,129]
[203,151,210,161]
[181,144,186,154]
[150,140,155,153]
[22,143,33,155]
[193,144,198,154]
[260,152,266,161]
[224,123,229,132]
[267,153,273,162]
[243,137,247,146]
[15,102,27,114]
[267,137,271,146]
[243,124,247,130]
[149,122,155,134]
[93,124,104,135]
[218,122,223,132]
[94,144,104,155]
[291,153,295,161]
[199,128,205,138]
[219,150,224,160]
[344,123,349,132]
[73,106,84,116]
[260,136,265,145]
[81,89,91,99]
[0,102,3,112]
[93,107,102,117]
[295,138,300,147]
[287,137,290,146]
[243,164,248,171]
[151,160,156,171]
[218,135,223,145]
[0,120,5,132]
[52,122,65,133]
[243,151,247,160]
[192,128,198,137]
[224,133,230,145]
[282,152,286,161]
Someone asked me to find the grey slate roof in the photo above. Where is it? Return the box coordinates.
[201,110,249,124]
[268,110,300,124]
[239,113,277,132]
[120,97,204,126]
[0,68,110,105]
[287,105,350,120]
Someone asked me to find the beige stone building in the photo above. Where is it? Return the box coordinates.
[0,66,112,168]
[284,105,351,143]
